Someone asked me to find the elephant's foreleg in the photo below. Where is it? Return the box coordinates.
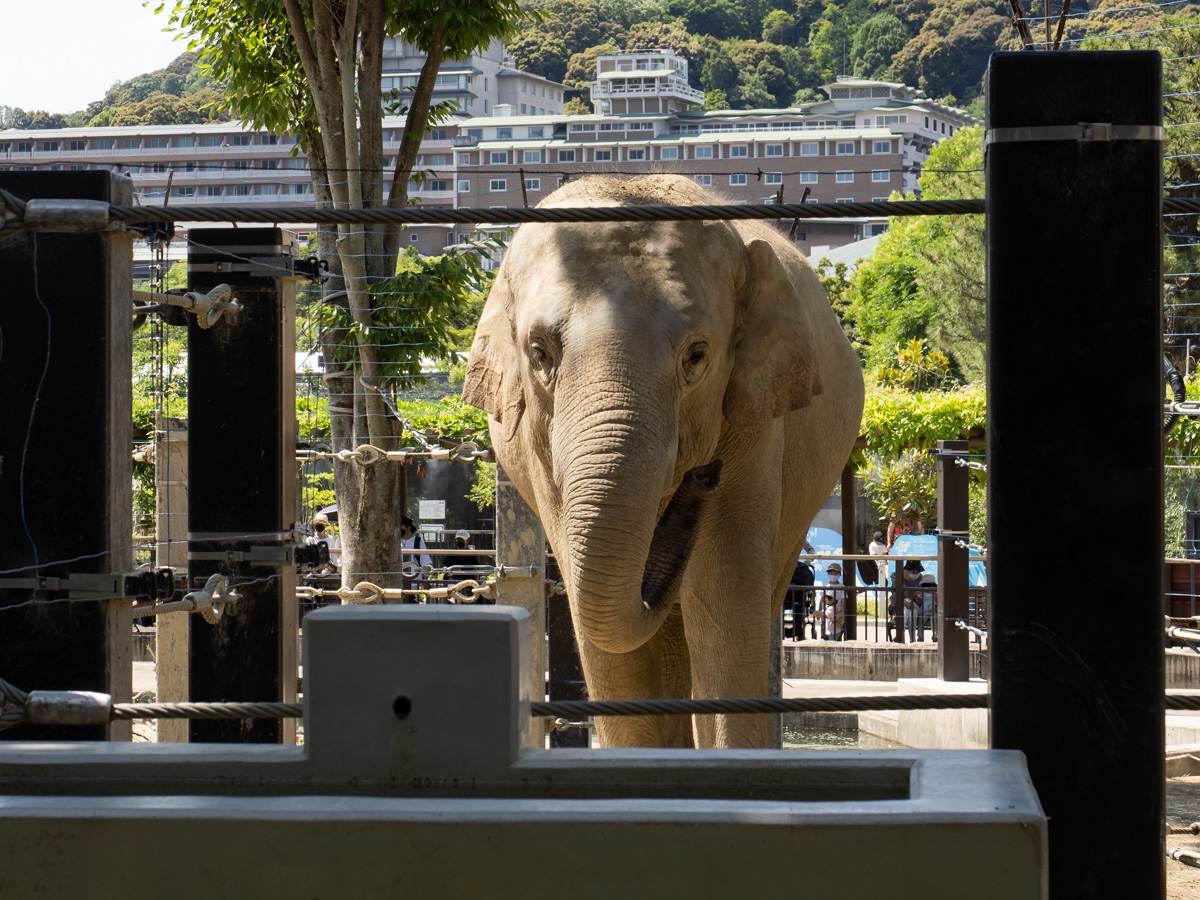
[578,614,693,748]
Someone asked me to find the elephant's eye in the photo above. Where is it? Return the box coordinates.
[529,337,556,383]
[682,341,709,382]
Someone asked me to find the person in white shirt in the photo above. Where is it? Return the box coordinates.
[400,516,432,568]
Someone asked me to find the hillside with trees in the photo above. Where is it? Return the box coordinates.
[0,52,229,130]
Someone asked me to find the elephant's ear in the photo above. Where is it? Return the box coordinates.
[462,271,525,441]
[724,238,824,437]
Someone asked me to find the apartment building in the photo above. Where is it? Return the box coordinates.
[0,48,974,259]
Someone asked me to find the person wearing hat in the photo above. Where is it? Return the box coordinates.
[820,562,846,641]
[901,559,925,643]
[306,513,340,570]
[868,530,889,618]
[452,529,485,571]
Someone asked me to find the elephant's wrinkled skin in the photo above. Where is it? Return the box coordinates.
[464,176,864,748]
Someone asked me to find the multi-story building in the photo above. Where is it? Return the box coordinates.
[0,48,974,259]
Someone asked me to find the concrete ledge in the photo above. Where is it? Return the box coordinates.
[783,642,989,681]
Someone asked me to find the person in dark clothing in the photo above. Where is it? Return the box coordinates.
[784,559,815,639]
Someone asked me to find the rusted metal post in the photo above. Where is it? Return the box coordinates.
[936,439,969,681]
[840,466,857,640]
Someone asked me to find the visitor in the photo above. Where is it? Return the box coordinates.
[821,562,846,641]
[901,560,925,642]
[307,513,340,570]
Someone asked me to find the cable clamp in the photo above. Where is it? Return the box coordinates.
[0,568,176,600]
[985,123,1162,149]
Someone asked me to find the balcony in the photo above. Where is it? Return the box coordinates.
[591,80,703,103]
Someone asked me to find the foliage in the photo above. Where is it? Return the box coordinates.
[844,126,985,380]
[314,247,493,391]
[854,384,986,467]
[393,395,492,447]
[875,338,951,393]
[468,462,498,511]
[860,450,939,533]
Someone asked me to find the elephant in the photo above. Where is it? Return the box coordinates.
[463,175,864,748]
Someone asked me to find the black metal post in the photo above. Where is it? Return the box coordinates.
[840,466,857,640]
[987,51,1163,898]
[936,439,969,680]
[187,229,297,743]
[0,171,133,741]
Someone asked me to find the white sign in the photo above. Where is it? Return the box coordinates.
[419,500,446,520]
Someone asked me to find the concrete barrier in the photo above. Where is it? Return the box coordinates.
[0,607,1047,898]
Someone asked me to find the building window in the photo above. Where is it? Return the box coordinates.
[559,149,576,162]
[230,160,249,169]
[730,173,747,186]
[496,127,512,140]
[411,233,420,242]
[523,150,540,163]
[490,179,506,191]
[459,153,471,165]
[528,126,544,139]
[95,139,112,150]
[872,197,889,202]
[458,179,470,192]
[203,136,222,147]
[149,138,168,149]
[873,140,892,153]
[764,172,782,185]
[428,180,448,191]
[694,146,713,159]
[177,187,195,198]
[836,197,854,203]
[765,144,783,157]
[205,186,222,197]
[694,174,712,186]
[520,104,527,114]
[800,172,818,184]
[599,123,613,131]
[261,159,279,169]
[875,115,907,126]
[872,169,890,182]
[429,154,448,166]
[263,135,279,145]
[594,149,612,161]
[525,178,540,191]
[627,149,645,160]
[730,145,748,158]
[429,129,447,141]
[522,82,527,93]
[231,185,250,196]
[836,170,853,183]
[660,147,678,160]
[231,135,250,146]
[151,163,167,173]
[68,164,86,170]
[69,140,86,151]
[836,142,855,155]
[260,184,279,195]
[491,152,508,164]
[801,143,819,156]
[468,128,483,140]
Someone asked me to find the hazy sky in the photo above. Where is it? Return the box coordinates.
[0,0,185,113]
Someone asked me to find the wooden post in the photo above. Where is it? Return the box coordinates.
[494,464,546,747]
[155,418,191,742]
[987,50,1163,898]
[935,439,969,681]
[840,466,857,640]
[0,170,134,741]
[187,229,298,744]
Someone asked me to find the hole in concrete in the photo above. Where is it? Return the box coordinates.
[393,696,412,719]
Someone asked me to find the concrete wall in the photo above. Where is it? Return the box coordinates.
[784,643,989,681]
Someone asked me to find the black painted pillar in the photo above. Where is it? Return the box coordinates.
[0,171,133,741]
[987,51,1163,898]
[187,229,297,743]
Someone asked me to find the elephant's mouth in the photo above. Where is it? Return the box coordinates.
[640,459,723,612]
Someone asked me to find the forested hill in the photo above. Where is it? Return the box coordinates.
[2,0,1192,130]
[0,52,229,130]
[511,0,1193,113]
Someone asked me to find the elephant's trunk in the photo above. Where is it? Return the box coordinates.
[559,424,720,655]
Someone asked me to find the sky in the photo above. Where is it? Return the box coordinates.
[0,0,185,113]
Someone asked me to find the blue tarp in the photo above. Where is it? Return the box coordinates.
[885,533,987,586]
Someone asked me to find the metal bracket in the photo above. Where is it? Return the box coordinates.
[188,544,307,567]
[495,565,539,580]
[0,568,177,600]
[984,122,1162,151]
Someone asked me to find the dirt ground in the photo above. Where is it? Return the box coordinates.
[1168,777,1200,898]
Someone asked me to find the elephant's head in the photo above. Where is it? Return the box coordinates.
[464,176,824,654]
